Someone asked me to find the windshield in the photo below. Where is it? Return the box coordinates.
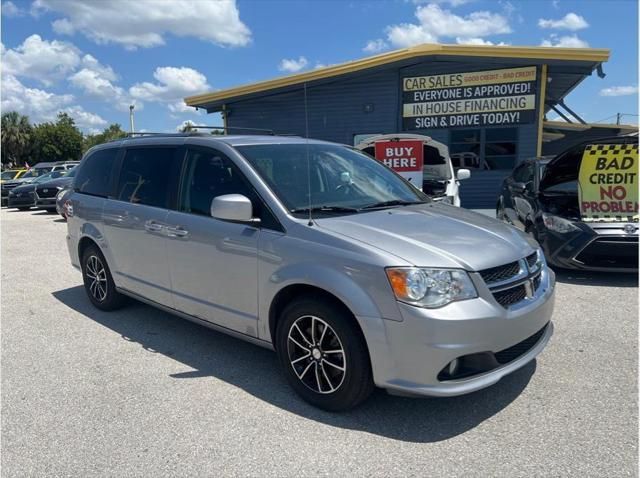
[1,171,18,180]
[423,145,452,180]
[34,171,65,183]
[236,143,427,212]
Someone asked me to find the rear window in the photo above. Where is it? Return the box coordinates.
[74,148,119,197]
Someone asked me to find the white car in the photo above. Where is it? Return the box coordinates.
[355,133,470,207]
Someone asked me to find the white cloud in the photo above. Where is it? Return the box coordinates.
[363,39,389,53]
[383,4,511,48]
[2,1,24,16]
[129,67,209,115]
[32,0,251,49]
[412,0,473,5]
[456,37,509,46]
[538,13,589,31]
[62,105,108,129]
[1,34,81,86]
[0,73,105,130]
[278,56,309,73]
[540,34,589,48]
[599,86,639,97]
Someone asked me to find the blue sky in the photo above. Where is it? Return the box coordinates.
[1,0,638,134]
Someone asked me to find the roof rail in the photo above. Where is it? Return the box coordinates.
[123,125,275,138]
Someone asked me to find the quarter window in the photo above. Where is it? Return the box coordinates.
[74,148,119,197]
[116,147,175,208]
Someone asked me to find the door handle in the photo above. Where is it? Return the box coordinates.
[166,226,189,238]
[144,220,164,233]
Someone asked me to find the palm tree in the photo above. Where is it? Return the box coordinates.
[1,112,32,166]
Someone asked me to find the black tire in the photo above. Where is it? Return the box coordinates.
[81,244,127,311]
[17,207,30,211]
[275,296,374,411]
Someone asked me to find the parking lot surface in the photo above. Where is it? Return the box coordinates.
[1,208,638,477]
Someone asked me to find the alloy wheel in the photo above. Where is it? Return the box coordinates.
[287,315,346,394]
[85,255,108,302]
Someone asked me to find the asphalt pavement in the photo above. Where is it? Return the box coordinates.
[1,207,638,477]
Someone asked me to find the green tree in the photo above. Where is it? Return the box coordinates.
[1,111,33,166]
[31,112,83,164]
[83,123,127,152]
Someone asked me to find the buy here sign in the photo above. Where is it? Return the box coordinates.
[374,140,424,186]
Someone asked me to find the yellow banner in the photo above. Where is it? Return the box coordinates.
[578,143,639,222]
[403,66,537,91]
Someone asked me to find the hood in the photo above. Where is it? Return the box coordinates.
[36,177,72,188]
[315,203,537,271]
[11,183,37,193]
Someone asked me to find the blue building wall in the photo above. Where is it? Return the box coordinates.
[227,59,545,208]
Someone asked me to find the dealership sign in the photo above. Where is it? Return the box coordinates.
[374,140,424,185]
[578,143,639,222]
[402,66,537,130]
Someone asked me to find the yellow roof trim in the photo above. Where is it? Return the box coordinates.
[185,43,610,107]
[544,120,638,131]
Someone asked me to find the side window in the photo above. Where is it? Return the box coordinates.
[116,147,175,208]
[179,148,256,216]
[179,148,281,230]
[74,148,119,197]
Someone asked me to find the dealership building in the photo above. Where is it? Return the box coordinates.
[185,43,635,208]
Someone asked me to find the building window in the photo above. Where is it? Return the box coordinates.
[484,127,518,170]
[449,128,518,171]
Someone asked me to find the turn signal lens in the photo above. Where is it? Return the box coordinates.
[386,267,477,308]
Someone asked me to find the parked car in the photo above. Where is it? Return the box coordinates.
[497,135,638,272]
[7,170,67,210]
[355,134,470,206]
[66,134,555,411]
[2,162,78,206]
[35,168,77,211]
[1,169,27,182]
[56,187,73,219]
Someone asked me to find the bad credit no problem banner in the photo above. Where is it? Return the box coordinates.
[402,66,537,130]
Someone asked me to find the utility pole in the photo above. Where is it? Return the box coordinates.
[616,112,621,125]
[129,105,135,133]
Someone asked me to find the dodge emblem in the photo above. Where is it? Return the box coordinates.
[623,223,638,235]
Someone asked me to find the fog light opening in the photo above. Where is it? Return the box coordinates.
[448,358,459,376]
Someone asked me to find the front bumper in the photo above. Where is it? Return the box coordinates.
[363,266,555,397]
[538,221,638,272]
[8,192,36,208]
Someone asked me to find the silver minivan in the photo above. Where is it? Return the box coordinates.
[65,134,555,411]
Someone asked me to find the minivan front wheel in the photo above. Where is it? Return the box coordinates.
[276,297,373,411]
[81,245,126,311]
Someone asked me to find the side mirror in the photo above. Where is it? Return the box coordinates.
[456,168,471,180]
[512,182,528,193]
[210,194,258,223]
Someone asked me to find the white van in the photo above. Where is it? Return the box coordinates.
[355,134,470,207]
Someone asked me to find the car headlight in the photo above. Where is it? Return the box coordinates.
[542,213,579,234]
[56,188,67,200]
[385,267,477,308]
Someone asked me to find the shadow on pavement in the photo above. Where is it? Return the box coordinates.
[52,285,535,443]
[554,268,638,288]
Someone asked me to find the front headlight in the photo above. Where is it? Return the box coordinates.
[385,267,477,308]
[542,213,579,234]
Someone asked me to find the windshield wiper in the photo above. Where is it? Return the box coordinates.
[290,205,360,214]
[360,200,427,210]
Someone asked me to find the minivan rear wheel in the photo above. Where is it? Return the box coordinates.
[81,244,126,311]
[276,297,374,411]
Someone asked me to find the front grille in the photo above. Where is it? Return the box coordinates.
[493,284,527,307]
[36,187,58,198]
[533,273,541,291]
[526,251,538,269]
[575,236,638,269]
[495,324,548,364]
[479,261,520,285]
